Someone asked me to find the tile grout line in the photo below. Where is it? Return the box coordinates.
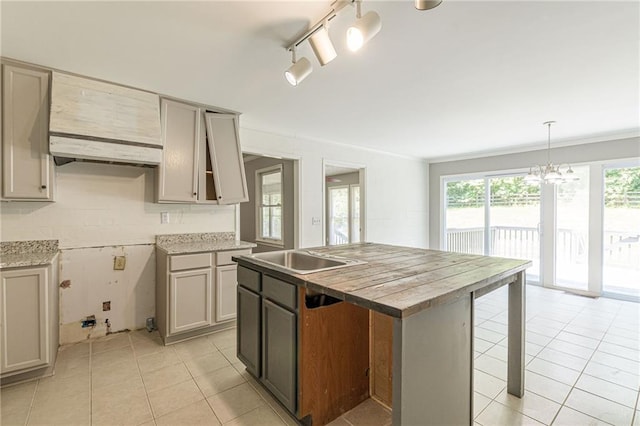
[128,333,157,425]
[489,306,563,426]
[22,377,39,426]
[185,338,225,425]
[548,301,624,425]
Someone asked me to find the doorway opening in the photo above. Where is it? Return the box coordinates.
[240,153,300,253]
[324,162,365,246]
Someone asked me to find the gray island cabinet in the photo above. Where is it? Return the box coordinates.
[234,243,530,426]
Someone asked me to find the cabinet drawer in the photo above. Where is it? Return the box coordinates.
[238,265,261,293]
[263,276,297,311]
[170,253,212,271]
[216,249,251,266]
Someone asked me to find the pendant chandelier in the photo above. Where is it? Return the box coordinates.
[524,121,579,185]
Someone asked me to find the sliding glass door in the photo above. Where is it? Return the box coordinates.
[445,179,485,255]
[554,166,590,291]
[489,176,541,282]
[602,166,640,299]
[444,175,540,282]
[443,161,639,301]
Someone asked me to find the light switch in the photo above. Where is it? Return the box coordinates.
[161,212,170,224]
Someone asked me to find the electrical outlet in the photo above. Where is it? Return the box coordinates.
[160,212,170,224]
[102,301,111,311]
[114,256,126,270]
[81,315,96,328]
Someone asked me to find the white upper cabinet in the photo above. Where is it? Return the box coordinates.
[157,99,200,203]
[49,72,162,147]
[1,63,53,201]
[205,113,249,204]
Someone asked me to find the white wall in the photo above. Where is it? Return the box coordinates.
[428,136,640,249]
[240,128,430,249]
[0,162,236,247]
[1,162,236,342]
[1,132,429,344]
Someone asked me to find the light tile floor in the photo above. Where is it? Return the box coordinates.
[1,285,639,426]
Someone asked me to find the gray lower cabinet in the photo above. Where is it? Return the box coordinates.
[0,257,59,383]
[157,249,250,345]
[237,265,298,415]
[262,298,297,413]
[169,268,212,334]
[237,286,261,377]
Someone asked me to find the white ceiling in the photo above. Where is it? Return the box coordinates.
[2,1,638,160]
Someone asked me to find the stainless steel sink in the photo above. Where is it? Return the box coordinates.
[245,250,366,274]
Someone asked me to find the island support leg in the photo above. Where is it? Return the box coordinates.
[392,295,473,426]
[507,271,526,397]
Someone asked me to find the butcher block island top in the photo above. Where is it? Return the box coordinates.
[235,242,531,318]
[234,243,531,426]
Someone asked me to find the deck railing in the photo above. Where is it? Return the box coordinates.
[446,227,639,267]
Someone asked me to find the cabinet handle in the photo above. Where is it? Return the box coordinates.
[41,185,47,189]
[218,196,222,199]
[193,192,197,196]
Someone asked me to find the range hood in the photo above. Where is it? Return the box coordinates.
[49,72,163,166]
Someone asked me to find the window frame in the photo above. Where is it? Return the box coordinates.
[255,164,284,247]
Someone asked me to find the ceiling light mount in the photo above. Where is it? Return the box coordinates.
[524,121,579,185]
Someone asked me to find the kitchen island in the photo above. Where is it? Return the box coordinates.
[234,243,531,426]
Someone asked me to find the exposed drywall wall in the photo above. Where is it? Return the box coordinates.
[428,136,640,249]
[1,162,236,343]
[58,244,155,344]
[240,157,295,253]
[240,128,430,249]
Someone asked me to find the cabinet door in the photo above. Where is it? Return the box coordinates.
[204,113,249,204]
[2,64,53,200]
[169,268,212,334]
[0,267,49,374]
[215,265,238,322]
[262,299,296,413]
[237,286,260,377]
[157,99,200,202]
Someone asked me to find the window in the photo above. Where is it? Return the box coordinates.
[256,165,283,244]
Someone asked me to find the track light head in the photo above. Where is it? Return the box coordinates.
[309,26,337,66]
[285,56,312,86]
[347,10,381,52]
[415,0,442,10]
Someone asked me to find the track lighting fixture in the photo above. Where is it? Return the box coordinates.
[347,0,381,52]
[309,24,337,66]
[285,0,438,85]
[284,47,312,86]
[415,0,442,10]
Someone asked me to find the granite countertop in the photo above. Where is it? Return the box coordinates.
[156,232,256,255]
[234,243,531,318]
[0,240,59,268]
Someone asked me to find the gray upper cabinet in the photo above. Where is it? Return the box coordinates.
[157,99,200,203]
[157,100,249,204]
[204,113,249,204]
[1,63,54,201]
